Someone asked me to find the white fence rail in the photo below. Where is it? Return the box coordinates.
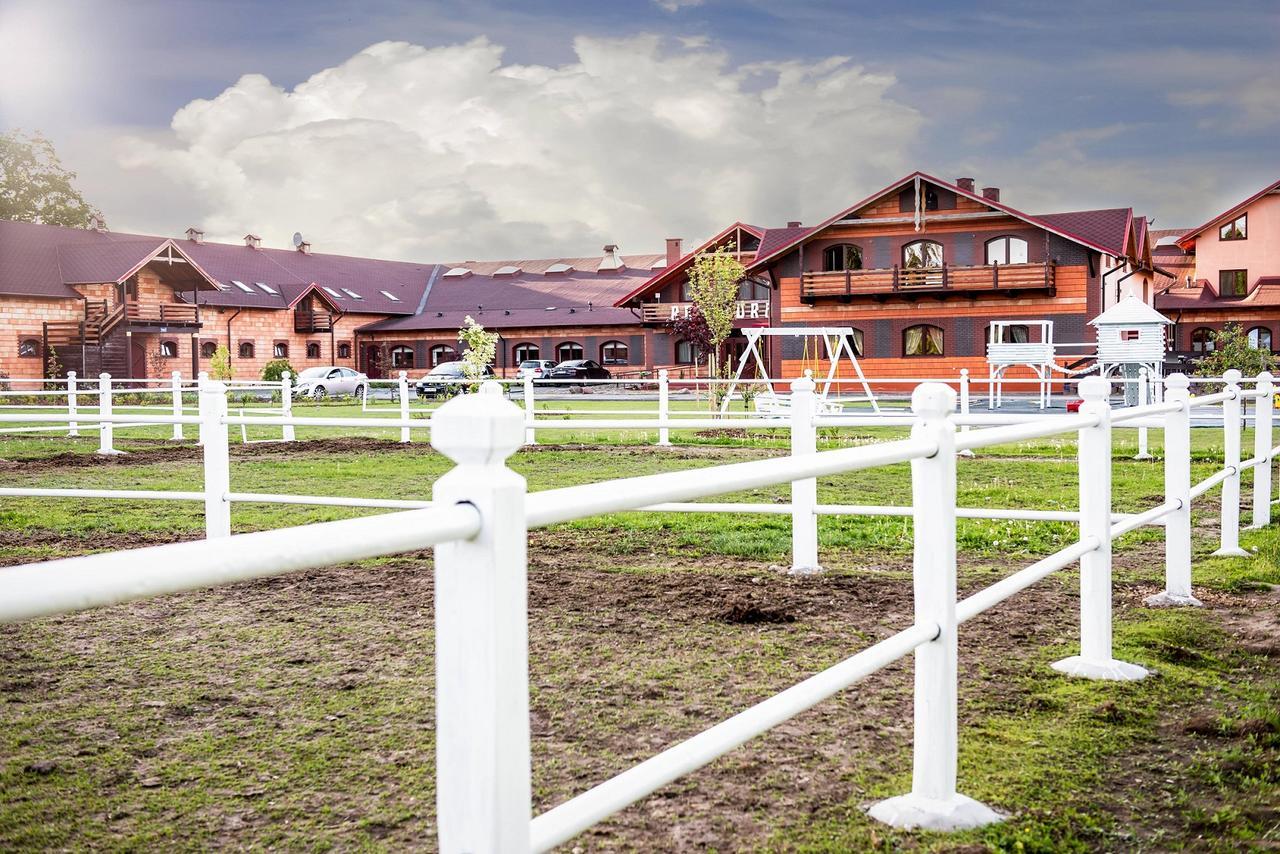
[0,368,1274,849]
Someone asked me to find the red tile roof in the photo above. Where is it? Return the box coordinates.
[1156,276,1280,310]
[1029,208,1132,257]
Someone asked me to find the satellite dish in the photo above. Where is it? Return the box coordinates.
[292,232,304,248]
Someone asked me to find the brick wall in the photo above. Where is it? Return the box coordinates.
[362,324,649,376]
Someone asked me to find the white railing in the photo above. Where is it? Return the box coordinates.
[0,368,1274,849]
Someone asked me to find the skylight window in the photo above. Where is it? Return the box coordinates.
[255,282,277,294]
[231,280,254,293]
[322,286,344,299]
[341,288,364,299]
[494,265,521,276]
[380,290,401,302]
[443,267,472,278]
[545,263,575,274]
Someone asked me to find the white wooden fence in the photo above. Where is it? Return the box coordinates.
[0,368,1273,847]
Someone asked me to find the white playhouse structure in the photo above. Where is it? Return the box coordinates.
[986,295,1171,408]
[720,326,880,415]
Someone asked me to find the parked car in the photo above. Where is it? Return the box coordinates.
[415,361,495,398]
[547,359,611,383]
[293,366,367,399]
[516,359,557,381]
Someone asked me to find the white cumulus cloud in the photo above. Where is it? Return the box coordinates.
[119,35,922,260]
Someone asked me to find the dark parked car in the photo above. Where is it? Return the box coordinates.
[547,359,611,383]
[415,361,495,398]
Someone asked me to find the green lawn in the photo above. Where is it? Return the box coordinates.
[0,429,1276,850]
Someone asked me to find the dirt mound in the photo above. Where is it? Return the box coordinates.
[717,600,797,624]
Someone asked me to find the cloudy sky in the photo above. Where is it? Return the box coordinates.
[1,0,1276,260]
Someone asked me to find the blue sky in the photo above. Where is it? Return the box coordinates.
[1,0,1276,257]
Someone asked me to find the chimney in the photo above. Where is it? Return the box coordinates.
[599,244,624,271]
[244,234,261,249]
[955,177,975,193]
[665,238,683,266]
[87,213,107,232]
[297,240,312,255]
[981,186,1001,203]
[185,227,204,244]
[786,220,802,228]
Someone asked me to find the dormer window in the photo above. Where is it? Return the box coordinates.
[1220,269,1248,297]
[1219,214,1247,241]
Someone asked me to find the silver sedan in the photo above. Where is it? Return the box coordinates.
[292,366,368,399]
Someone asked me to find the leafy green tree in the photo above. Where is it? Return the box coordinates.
[0,130,101,227]
[685,243,745,379]
[1194,324,1278,378]
[210,345,234,381]
[458,315,498,390]
[261,358,295,383]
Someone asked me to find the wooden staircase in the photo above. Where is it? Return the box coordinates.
[43,301,128,378]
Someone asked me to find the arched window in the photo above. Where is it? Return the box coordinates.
[273,342,288,358]
[822,244,863,272]
[1190,328,1215,353]
[391,345,416,369]
[557,342,584,362]
[159,340,177,358]
[904,324,944,357]
[1248,326,1272,350]
[199,341,217,359]
[306,342,321,359]
[846,329,864,357]
[985,236,1028,265]
[337,342,351,359]
[675,340,697,365]
[18,338,40,358]
[238,341,255,359]
[600,340,629,365]
[513,343,540,363]
[428,345,456,367]
[902,240,943,268]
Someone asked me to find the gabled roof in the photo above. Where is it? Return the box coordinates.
[612,222,765,307]
[744,171,1138,273]
[1177,177,1280,249]
[1090,294,1171,326]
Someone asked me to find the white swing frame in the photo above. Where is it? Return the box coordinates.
[719,327,880,415]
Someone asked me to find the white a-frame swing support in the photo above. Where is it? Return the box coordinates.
[719,327,881,414]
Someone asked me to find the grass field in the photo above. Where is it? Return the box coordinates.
[0,422,1276,851]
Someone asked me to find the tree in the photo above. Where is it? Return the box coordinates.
[458,315,498,389]
[684,243,745,379]
[1193,325,1278,378]
[261,358,295,383]
[0,130,101,227]
[210,345,234,381]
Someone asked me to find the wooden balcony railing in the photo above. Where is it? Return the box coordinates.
[639,299,770,325]
[801,262,1055,300]
[124,303,201,325]
[295,309,334,333]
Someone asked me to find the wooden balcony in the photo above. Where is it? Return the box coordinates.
[125,302,200,327]
[295,308,334,333]
[801,262,1055,301]
[639,299,770,325]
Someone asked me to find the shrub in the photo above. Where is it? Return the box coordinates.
[1194,325,1278,378]
[261,358,294,383]
[209,345,233,381]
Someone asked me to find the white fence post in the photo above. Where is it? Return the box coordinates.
[96,373,119,455]
[280,371,296,442]
[958,368,974,458]
[523,373,536,446]
[870,382,999,831]
[1135,367,1151,460]
[1146,373,1201,607]
[657,369,672,447]
[431,382,531,853]
[170,371,184,441]
[66,371,78,437]
[196,371,209,447]
[1215,368,1248,557]
[789,375,822,574]
[398,370,411,444]
[200,380,231,539]
[1250,371,1273,529]
[1052,377,1147,680]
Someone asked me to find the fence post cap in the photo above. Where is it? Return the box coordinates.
[431,380,524,466]
[200,380,227,394]
[399,370,407,379]
[1166,373,1190,391]
[281,371,290,380]
[790,374,816,394]
[1224,368,1243,384]
[1078,376,1111,401]
[67,370,76,378]
[1257,370,1273,385]
[959,368,969,378]
[99,372,110,381]
[659,368,669,379]
[1138,366,1149,377]
[911,382,956,418]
